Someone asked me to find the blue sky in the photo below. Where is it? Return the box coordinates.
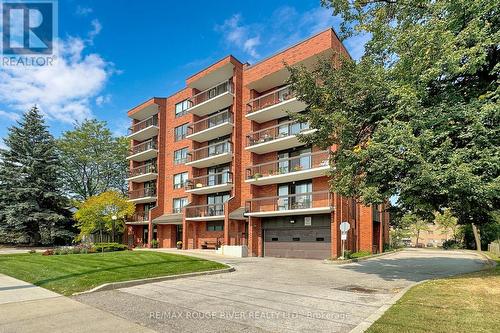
[0,0,368,145]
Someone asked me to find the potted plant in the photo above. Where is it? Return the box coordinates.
[150,239,159,248]
[196,183,203,188]
[268,169,274,176]
[176,241,183,249]
[253,173,262,180]
[293,165,303,172]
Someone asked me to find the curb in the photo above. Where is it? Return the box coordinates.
[324,249,403,265]
[72,266,235,296]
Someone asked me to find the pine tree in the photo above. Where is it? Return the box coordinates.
[0,107,74,245]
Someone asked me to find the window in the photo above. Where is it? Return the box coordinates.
[173,197,188,213]
[206,221,224,231]
[174,147,188,165]
[174,123,189,141]
[175,100,189,117]
[173,172,188,189]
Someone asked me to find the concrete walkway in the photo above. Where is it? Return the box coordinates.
[0,274,154,333]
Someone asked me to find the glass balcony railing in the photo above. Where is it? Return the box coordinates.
[245,191,331,213]
[246,85,295,114]
[129,139,157,156]
[189,80,233,108]
[246,151,330,179]
[187,110,233,136]
[185,203,225,218]
[128,163,157,178]
[128,115,158,135]
[187,140,232,163]
[185,171,233,190]
[128,212,149,223]
[128,187,156,200]
[246,120,310,146]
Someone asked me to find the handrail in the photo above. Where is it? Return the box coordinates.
[128,163,157,177]
[188,79,233,107]
[246,190,330,202]
[128,115,158,134]
[246,120,310,146]
[246,85,296,114]
[245,191,332,213]
[185,171,233,189]
[187,140,232,162]
[187,110,233,135]
[129,139,157,155]
[128,187,156,199]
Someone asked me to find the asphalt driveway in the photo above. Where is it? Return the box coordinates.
[74,249,486,333]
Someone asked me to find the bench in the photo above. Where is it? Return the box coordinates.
[201,240,221,250]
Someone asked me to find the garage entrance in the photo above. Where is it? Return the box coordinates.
[264,227,331,259]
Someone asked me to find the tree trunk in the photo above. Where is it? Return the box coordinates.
[416,230,420,248]
[471,223,481,252]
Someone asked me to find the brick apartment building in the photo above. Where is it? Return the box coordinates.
[126,28,390,259]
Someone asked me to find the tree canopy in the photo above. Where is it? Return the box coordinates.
[289,0,499,230]
[58,119,129,201]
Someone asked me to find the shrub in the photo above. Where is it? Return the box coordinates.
[348,250,372,259]
[442,239,463,249]
[151,239,159,248]
[93,242,128,252]
[27,249,37,254]
[42,249,54,256]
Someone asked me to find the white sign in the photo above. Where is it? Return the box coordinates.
[340,221,350,232]
[304,217,312,226]
[341,232,347,240]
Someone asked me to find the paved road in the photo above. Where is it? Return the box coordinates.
[74,249,486,333]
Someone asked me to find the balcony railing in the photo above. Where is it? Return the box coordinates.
[246,120,310,146]
[187,140,232,162]
[246,85,295,114]
[129,163,157,178]
[189,80,233,108]
[128,187,156,200]
[245,191,331,213]
[185,203,225,218]
[246,151,330,179]
[185,171,233,190]
[129,139,157,156]
[128,212,149,223]
[128,115,158,135]
[187,110,233,136]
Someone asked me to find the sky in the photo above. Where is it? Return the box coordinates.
[0,0,369,146]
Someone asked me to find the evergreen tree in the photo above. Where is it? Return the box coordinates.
[0,107,74,245]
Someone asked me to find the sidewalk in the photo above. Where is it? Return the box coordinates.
[0,274,154,333]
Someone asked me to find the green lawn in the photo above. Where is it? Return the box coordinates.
[0,251,227,296]
[367,252,500,333]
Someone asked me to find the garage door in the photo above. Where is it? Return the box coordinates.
[264,227,331,259]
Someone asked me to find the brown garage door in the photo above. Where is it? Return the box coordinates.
[264,227,331,259]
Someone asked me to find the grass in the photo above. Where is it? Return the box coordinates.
[366,251,500,333]
[0,250,227,296]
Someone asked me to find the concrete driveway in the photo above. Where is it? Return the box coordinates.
[74,249,486,333]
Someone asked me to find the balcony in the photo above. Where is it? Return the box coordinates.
[126,212,149,225]
[185,171,233,195]
[245,191,333,217]
[185,203,225,221]
[127,139,158,162]
[127,163,157,183]
[128,187,156,204]
[127,115,159,141]
[186,110,234,142]
[246,86,307,123]
[187,80,234,117]
[246,151,330,186]
[185,140,233,168]
[246,120,316,154]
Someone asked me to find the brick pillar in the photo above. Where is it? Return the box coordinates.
[182,219,188,250]
[193,222,199,249]
[147,210,153,248]
[248,216,262,257]
[224,203,230,246]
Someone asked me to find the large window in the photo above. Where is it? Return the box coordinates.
[173,172,188,189]
[207,192,229,216]
[206,221,224,231]
[277,181,312,210]
[173,197,188,213]
[175,100,189,117]
[174,123,189,141]
[174,147,188,165]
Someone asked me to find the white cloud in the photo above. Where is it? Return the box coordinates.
[76,6,93,16]
[215,14,261,60]
[0,110,20,121]
[95,94,111,106]
[215,6,368,61]
[0,23,114,124]
[88,19,102,42]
